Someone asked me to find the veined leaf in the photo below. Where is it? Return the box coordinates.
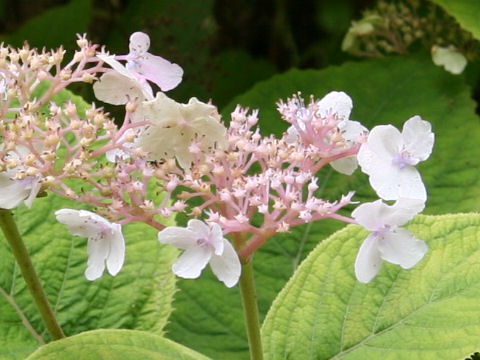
[166,55,480,358]
[262,214,480,359]
[25,329,210,360]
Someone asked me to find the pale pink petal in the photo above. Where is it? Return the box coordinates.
[209,239,241,287]
[136,53,183,91]
[378,228,428,269]
[172,246,212,279]
[105,223,125,276]
[402,116,434,161]
[355,234,383,283]
[129,32,150,56]
[158,226,198,250]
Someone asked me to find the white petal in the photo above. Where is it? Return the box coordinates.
[187,219,211,238]
[317,91,353,120]
[352,199,385,231]
[209,239,241,287]
[209,223,225,256]
[158,226,198,249]
[105,223,125,276]
[364,159,402,201]
[338,119,367,143]
[85,235,110,281]
[330,156,358,175]
[0,172,30,209]
[402,116,434,161]
[431,45,467,75]
[93,72,144,105]
[172,246,212,279]
[354,234,383,283]
[24,177,42,208]
[381,198,425,226]
[358,125,402,171]
[398,166,427,201]
[353,198,424,230]
[378,228,428,269]
[285,126,299,143]
[97,54,135,79]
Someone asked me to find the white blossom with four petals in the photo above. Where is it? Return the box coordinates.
[55,209,125,281]
[357,116,434,201]
[138,93,228,169]
[158,219,241,287]
[352,198,428,283]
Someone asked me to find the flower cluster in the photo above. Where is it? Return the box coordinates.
[342,0,479,74]
[0,31,435,287]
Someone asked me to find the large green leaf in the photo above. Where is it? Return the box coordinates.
[0,192,178,360]
[430,0,480,41]
[25,329,210,360]
[167,55,480,358]
[262,213,480,359]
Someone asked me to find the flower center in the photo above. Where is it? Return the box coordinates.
[196,237,211,248]
[392,149,417,169]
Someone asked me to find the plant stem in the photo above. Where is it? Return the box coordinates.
[0,209,65,340]
[239,259,263,360]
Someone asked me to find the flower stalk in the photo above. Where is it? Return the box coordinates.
[0,209,65,340]
[239,259,263,360]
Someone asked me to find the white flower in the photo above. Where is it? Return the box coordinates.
[158,219,241,287]
[55,209,125,281]
[357,116,434,201]
[431,45,467,75]
[126,32,183,92]
[0,170,41,209]
[93,32,183,105]
[138,93,228,169]
[352,198,428,283]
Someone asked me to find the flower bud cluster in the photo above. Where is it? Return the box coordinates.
[342,0,479,62]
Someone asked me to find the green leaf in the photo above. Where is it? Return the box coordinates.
[0,0,93,49]
[0,192,178,360]
[430,0,480,41]
[167,55,480,358]
[262,213,480,359]
[25,329,210,360]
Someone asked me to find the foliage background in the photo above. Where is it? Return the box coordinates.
[0,0,480,359]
